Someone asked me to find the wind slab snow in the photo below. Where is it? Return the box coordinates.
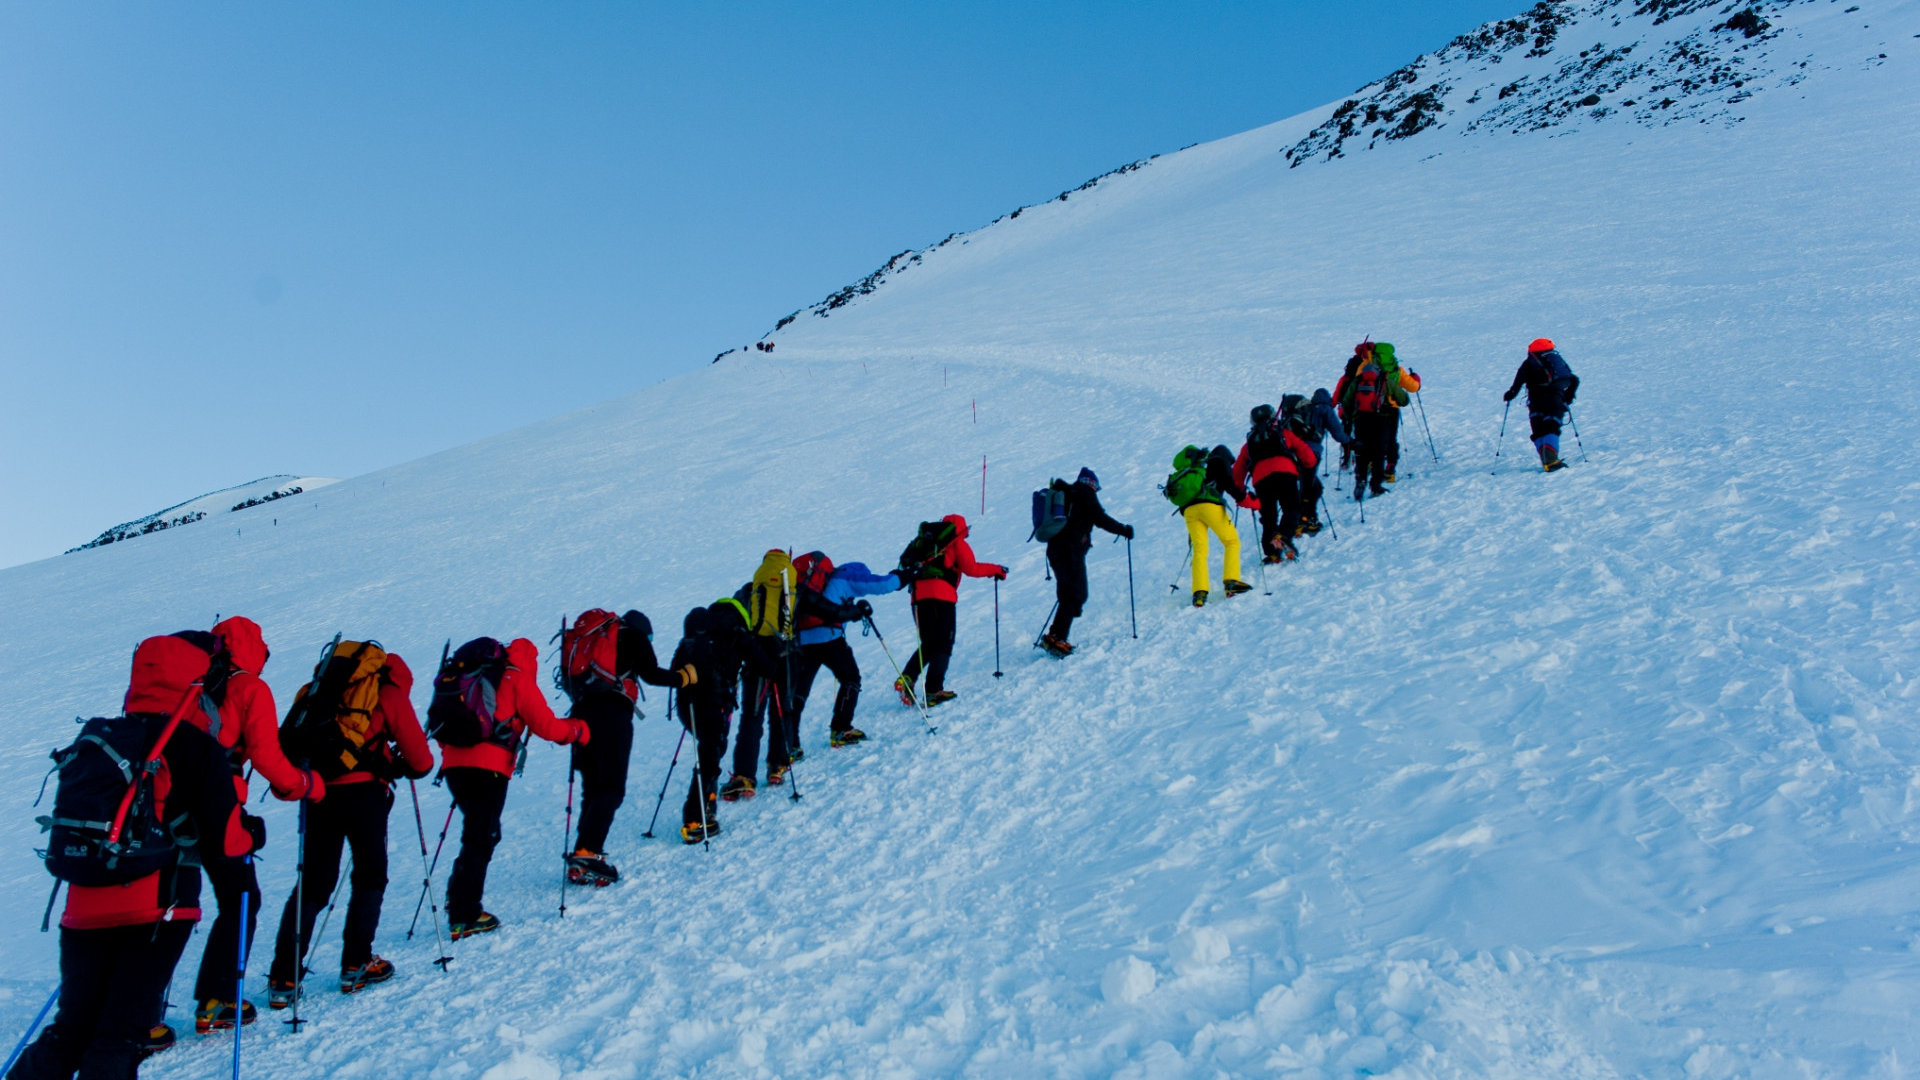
[2,1,1919,1077]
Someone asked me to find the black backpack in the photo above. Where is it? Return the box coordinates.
[1030,481,1070,542]
[425,638,515,748]
[898,520,959,582]
[38,715,191,888]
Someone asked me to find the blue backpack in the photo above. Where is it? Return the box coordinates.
[1030,481,1070,542]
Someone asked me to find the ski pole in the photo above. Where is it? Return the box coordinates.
[2,983,59,1076]
[407,780,454,969]
[1170,535,1192,593]
[1126,536,1137,639]
[906,603,937,735]
[559,763,575,918]
[866,616,933,734]
[1493,399,1511,473]
[1033,602,1058,648]
[1415,389,1439,463]
[1566,405,1588,461]
[992,578,1003,677]
[641,699,685,839]
[234,856,250,1080]
[768,680,801,802]
[690,717,712,853]
[407,799,456,940]
[293,851,350,1029]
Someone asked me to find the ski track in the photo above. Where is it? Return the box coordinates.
[1,3,1918,1077]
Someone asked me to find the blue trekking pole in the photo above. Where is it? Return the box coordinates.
[234,855,251,1079]
[2,983,59,1075]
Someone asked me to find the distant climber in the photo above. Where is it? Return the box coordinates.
[895,515,1006,707]
[1504,338,1579,472]
[788,554,901,748]
[1233,407,1316,563]
[1165,445,1250,607]
[1039,469,1132,657]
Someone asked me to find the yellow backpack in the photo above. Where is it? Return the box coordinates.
[279,639,389,778]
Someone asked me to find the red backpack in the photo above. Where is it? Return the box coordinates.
[792,552,835,633]
[1349,362,1386,414]
[558,610,633,704]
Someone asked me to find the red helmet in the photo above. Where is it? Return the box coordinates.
[1528,337,1555,353]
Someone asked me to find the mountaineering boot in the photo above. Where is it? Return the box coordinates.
[680,818,722,845]
[788,745,806,763]
[1277,540,1299,562]
[926,690,957,707]
[142,1024,176,1058]
[448,912,501,940]
[194,999,256,1034]
[1384,470,1397,483]
[267,979,298,1011]
[830,727,868,748]
[1039,633,1073,658]
[719,773,757,802]
[1369,483,1389,498]
[1300,517,1323,536]
[566,850,619,886]
[1541,444,1567,472]
[894,676,916,707]
[340,956,395,994]
[766,763,790,786]
[1223,579,1253,597]
[1192,590,1208,608]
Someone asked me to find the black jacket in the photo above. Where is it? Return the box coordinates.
[1507,350,1579,417]
[670,604,779,714]
[1207,445,1247,504]
[1047,480,1127,555]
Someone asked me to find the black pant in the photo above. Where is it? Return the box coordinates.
[570,694,635,854]
[792,638,861,736]
[900,599,956,695]
[731,665,791,779]
[1528,410,1563,440]
[1383,407,1402,473]
[1351,412,1392,495]
[1254,473,1301,555]
[1300,469,1324,520]
[1047,543,1088,640]
[9,921,193,1080]
[268,782,393,981]
[194,853,261,1002]
[679,695,731,827]
[442,768,509,924]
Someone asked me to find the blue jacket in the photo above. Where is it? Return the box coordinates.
[798,563,902,645]
[1307,389,1352,458]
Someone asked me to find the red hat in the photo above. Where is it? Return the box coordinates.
[1528,337,1555,353]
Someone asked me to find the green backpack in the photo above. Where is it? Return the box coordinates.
[1374,342,1412,407]
[1163,446,1210,510]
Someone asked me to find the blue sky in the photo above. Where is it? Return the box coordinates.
[0,1,1519,568]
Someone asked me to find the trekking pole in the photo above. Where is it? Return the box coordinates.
[1170,536,1191,594]
[866,616,933,735]
[690,723,712,853]
[641,692,685,839]
[1319,492,1340,541]
[1032,602,1058,649]
[285,802,309,1032]
[1126,537,1137,639]
[407,798,456,941]
[2,983,59,1076]
[234,855,251,1080]
[1414,390,1439,462]
[1493,400,1511,473]
[768,682,801,802]
[559,765,575,918]
[406,780,454,969]
[905,604,937,736]
[293,852,350,1031]
[1566,405,1588,461]
[992,578,1003,677]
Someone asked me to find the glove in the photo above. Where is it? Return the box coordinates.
[993,567,1008,581]
[675,664,698,688]
[303,770,326,803]
[572,720,592,747]
[242,813,268,854]
[1238,497,1260,511]
[1502,388,1517,403]
[855,600,874,619]
[1120,524,1135,540]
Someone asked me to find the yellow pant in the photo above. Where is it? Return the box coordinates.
[1182,502,1241,594]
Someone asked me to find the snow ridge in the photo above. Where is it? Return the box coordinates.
[66,475,339,553]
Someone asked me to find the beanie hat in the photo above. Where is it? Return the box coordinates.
[1529,337,1555,353]
[1076,467,1100,491]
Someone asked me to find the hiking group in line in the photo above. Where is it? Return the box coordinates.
[8,338,1580,1080]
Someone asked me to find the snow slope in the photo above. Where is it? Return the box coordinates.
[3,1,1919,1076]
[66,475,340,553]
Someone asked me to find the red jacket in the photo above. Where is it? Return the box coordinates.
[909,514,1006,603]
[1233,428,1318,493]
[67,636,254,930]
[437,638,584,776]
[333,653,434,787]
[209,617,323,803]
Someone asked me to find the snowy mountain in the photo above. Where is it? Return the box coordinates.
[3,0,1918,1076]
[65,476,341,553]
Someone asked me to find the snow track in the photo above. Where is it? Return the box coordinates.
[2,2,1918,1076]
